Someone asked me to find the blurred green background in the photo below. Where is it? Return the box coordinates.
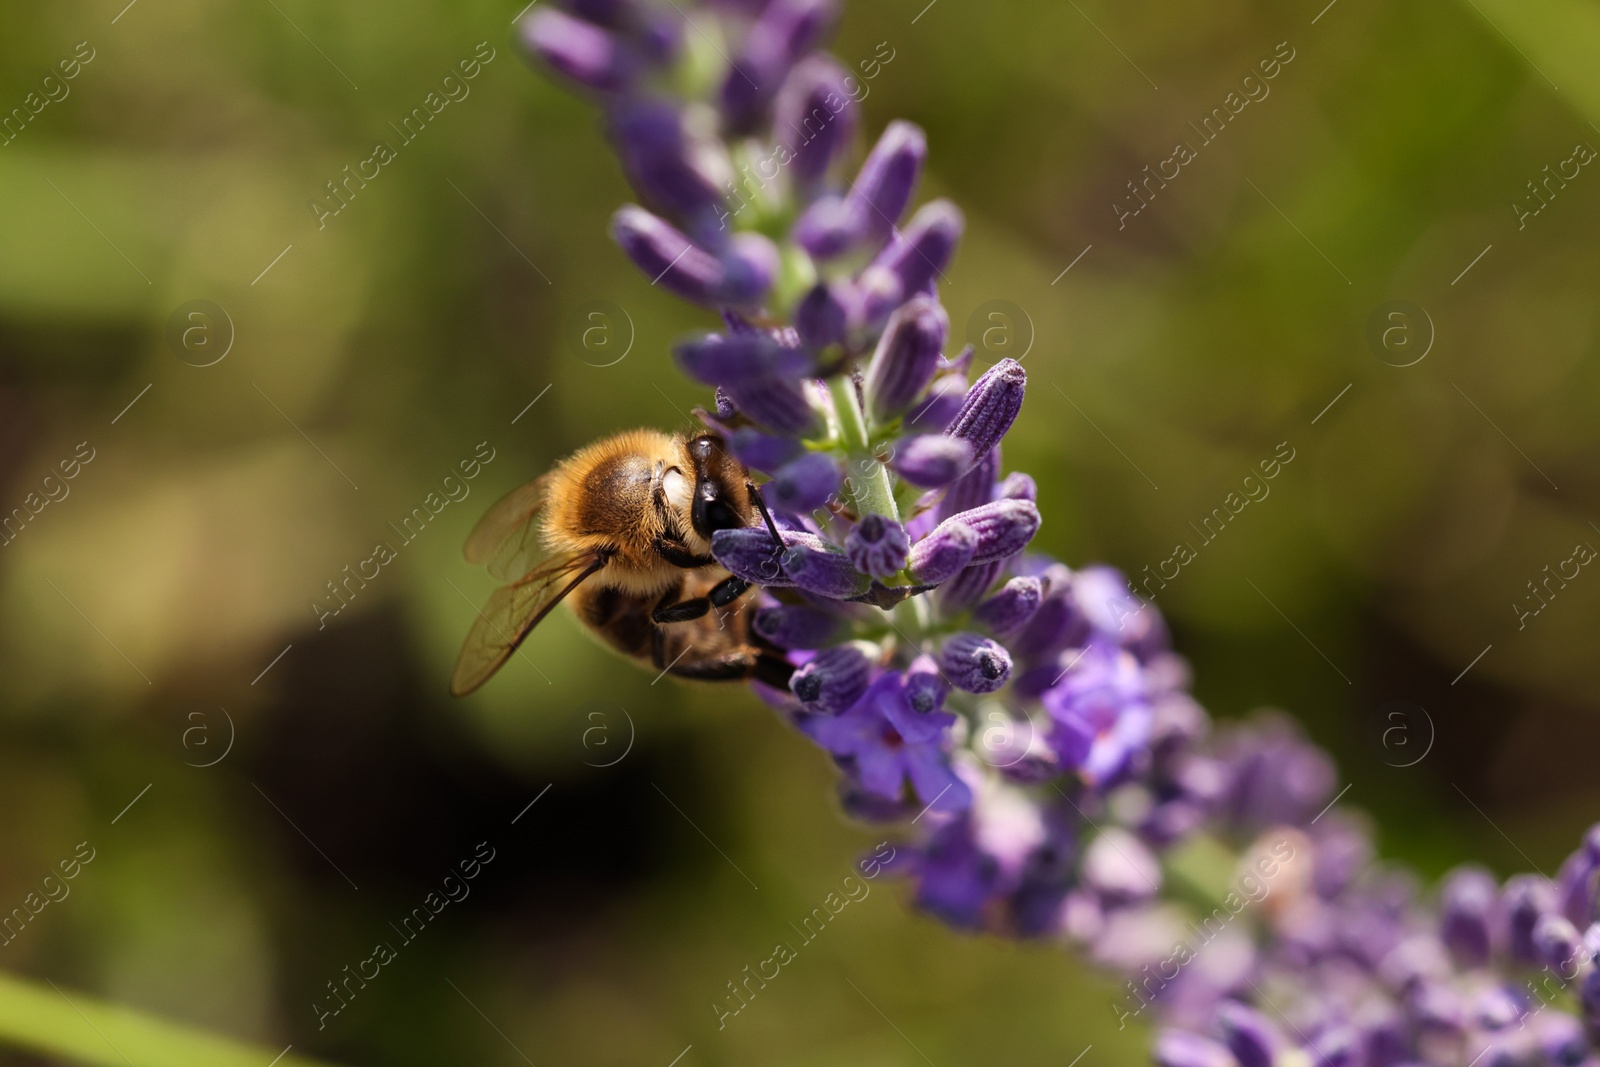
[1,0,1598,1063]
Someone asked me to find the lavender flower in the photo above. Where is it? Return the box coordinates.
[789,641,871,713]
[907,520,977,584]
[845,514,910,578]
[946,358,1027,463]
[521,9,637,93]
[862,293,948,423]
[781,541,869,598]
[938,632,1012,694]
[804,672,970,812]
[521,7,1600,1063]
[891,434,973,489]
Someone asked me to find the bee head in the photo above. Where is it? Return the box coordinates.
[683,434,749,542]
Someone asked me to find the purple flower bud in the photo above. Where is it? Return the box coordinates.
[1558,823,1600,926]
[789,642,871,713]
[712,526,828,585]
[720,0,838,131]
[721,231,780,305]
[859,199,963,322]
[1503,874,1559,965]
[790,193,857,260]
[753,605,841,650]
[936,498,1041,565]
[975,576,1044,636]
[765,452,841,512]
[905,375,968,434]
[792,120,925,258]
[938,446,998,520]
[891,434,973,489]
[998,472,1036,501]
[1215,1001,1283,1067]
[939,560,1002,613]
[781,543,869,598]
[945,358,1026,462]
[907,520,977,583]
[773,56,858,190]
[606,99,724,230]
[729,428,802,472]
[521,9,636,93]
[862,293,948,423]
[851,120,926,241]
[612,205,766,307]
[795,281,848,351]
[1154,1031,1240,1067]
[722,376,821,436]
[1440,865,1498,968]
[904,655,949,714]
[673,331,815,385]
[1533,914,1583,976]
[938,632,1011,694]
[844,514,911,578]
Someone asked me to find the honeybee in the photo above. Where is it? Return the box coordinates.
[450,430,794,696]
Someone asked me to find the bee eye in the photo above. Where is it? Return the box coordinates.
[693,480,741,535]
[661,469,691,512]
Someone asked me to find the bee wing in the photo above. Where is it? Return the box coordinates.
[464,475,552,582]
[449,552,608,697]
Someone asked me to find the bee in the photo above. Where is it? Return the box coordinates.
[450,430,794,696]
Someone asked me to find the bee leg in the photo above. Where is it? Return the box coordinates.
[664,647,796,687]
[651,574,751,625]
[652,536,714,569]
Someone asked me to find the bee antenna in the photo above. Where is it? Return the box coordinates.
[746,481,785,550]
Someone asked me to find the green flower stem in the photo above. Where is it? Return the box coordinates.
[827,376,899,522]
[0,969,345,1067]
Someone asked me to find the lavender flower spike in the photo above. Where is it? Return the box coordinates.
[938,632,1011,694]
[524,14,1600,1067]
[862,293,948,423]
[945,357,1026,464]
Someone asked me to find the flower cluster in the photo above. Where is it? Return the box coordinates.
[519,4,1600,1065]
